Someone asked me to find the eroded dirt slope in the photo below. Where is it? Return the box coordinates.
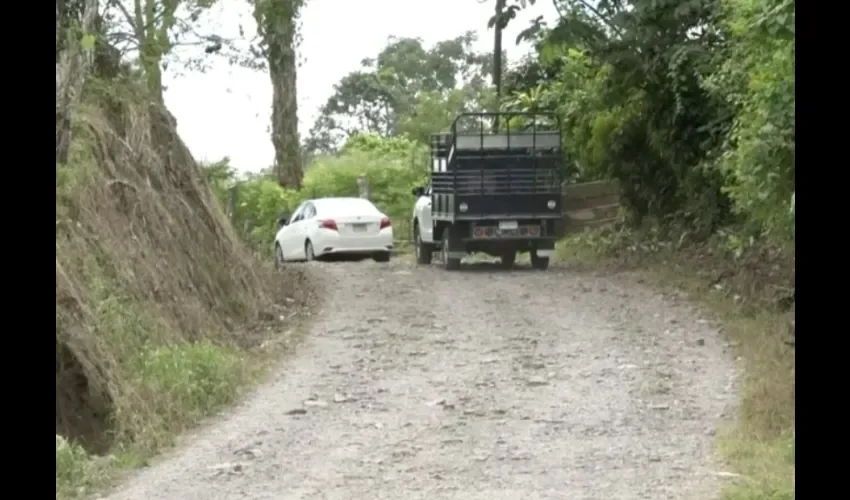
[103,259,738,500]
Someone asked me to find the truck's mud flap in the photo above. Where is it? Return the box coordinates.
[444,224,467,260]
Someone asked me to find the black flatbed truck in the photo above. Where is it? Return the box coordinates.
[411,112,565,270]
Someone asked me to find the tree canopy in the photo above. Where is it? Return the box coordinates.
[304,32,495,153]
[495,0,794,240]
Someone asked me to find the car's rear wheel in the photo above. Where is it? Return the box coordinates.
[441,228,461,271]
[530,250,550,270]
[274,243,285,269]
[305,240,316,262]
[414,224,432,265]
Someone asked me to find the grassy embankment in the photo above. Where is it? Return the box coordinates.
[556,223,794,500]
[56,77,316,499]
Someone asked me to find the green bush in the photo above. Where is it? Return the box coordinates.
[302,144,428,242]
[204,134,429,253]
[708,0,795,241]
[132,341,246,430]
[74,272,252,447]
[232,177,303,250]
[56,435,97,498]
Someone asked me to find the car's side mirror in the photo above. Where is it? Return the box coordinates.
[277,213,290,229]
[412,186,424,197]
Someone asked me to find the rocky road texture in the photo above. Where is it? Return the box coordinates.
[104,259,739,500]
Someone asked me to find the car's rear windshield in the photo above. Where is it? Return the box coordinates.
[315,198,379,216]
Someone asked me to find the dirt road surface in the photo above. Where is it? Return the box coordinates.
[104,259,738,500]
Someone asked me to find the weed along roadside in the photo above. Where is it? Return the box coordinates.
[556,226,795,500]
[54,77,317,500]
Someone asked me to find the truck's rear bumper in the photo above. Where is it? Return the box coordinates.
[461,236,559,242]
[445,213,563,221]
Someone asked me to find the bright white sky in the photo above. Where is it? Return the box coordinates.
[164,0,558,173]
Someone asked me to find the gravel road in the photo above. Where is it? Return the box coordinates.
[104,258,739,500]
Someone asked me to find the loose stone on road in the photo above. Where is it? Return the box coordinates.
[104,259,738,500]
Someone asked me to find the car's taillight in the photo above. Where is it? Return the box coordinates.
[319,219,338,231]
[379,217,391,229]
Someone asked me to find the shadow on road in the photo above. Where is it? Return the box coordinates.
[300,255,551,274]
[449,262,544,273]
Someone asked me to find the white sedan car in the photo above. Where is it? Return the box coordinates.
[273,197,394,266]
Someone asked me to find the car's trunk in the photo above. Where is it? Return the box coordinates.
[322,214,384,236]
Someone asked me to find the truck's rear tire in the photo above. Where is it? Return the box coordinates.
[440,228,461,271]
[414,225,432,265]
[530,250,550,270]
[499,250,517,269]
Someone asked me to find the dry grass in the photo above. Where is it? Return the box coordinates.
[55,76,315,498]
[556,225,794,500]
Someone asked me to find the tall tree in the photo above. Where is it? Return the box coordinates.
[305,33,493,152]
[104,0,228,102]
[253,0,304,188]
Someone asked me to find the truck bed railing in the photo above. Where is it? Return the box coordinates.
[432,169,559,196]
[430,112,562,170]
[453,131,561,151]
[450,112,560,135]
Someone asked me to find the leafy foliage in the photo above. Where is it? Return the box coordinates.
[499,0,794,243]
[203,134,429,252]
[305,33,494,153]
[706,0,795,238]
[56,435,97,498]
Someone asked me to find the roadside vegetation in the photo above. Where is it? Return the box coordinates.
[557,222,794,499]
[57,0,793,498]
[56,0,313,498]
[203,134,431,255]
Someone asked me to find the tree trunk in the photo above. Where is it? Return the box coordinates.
[56,0,99,165]
[269,42,303,189]
[140,44,165,103]
[492,0,505,133]
[257,0,304,189]
[134,0,168,103]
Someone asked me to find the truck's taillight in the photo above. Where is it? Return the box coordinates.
[473,227,495,238]
[319,219,338,231]
[379,217,391,229]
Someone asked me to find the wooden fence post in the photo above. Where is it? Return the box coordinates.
[357,174,370,200]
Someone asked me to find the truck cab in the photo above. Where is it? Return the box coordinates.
[411,112,564,270]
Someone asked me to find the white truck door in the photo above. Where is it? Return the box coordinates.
[415,185,434,243]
